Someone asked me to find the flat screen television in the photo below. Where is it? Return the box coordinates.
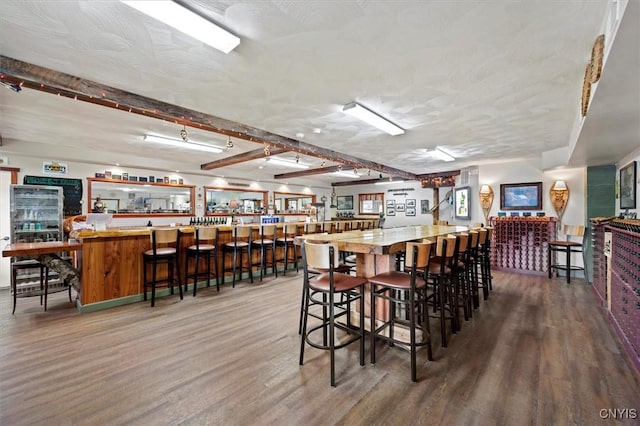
[86,213,113,231]
[500,182,542,211]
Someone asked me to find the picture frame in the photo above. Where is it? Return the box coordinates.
[454,186,471,220]
[420,199,430,214]
[620,161,637,209]
[406,207,416,216]
[406,199,416,208]
[336,195,354,210]
[396,203,406,212]
[386,207,395,216]
[500,182,543,211]
[386,199,395,208]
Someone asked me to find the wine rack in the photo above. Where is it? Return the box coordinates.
[489,216,557,275]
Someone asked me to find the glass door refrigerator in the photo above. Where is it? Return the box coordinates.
[9,184,65,295]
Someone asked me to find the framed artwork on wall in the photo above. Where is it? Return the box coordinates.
[386,206,395,216]
[454,186,471,220]
[620,161,637,209]
[406,199,416,208]
[500,182,543,211]
[396,203,405,212]
[336,195,354,210]
[406,207,416,216]
[420,199,430,214]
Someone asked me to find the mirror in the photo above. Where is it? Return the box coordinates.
[88,178,195,216]
[204,186,268,215]
[273,192,316,214]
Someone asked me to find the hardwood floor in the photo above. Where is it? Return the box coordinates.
[1,271,639,425]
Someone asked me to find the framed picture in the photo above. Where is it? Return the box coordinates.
[336,195,354,210]
[396,203,406,212]
[500,182,542,211]
[386,207,395,216]
[406,207,416,216]
[406,199,416,208]
[386,199,395,208]
[620,161,637,209]
[454,186,471,220]
[420,199,430,214]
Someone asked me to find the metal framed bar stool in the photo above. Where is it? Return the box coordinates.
[142,228,183,307]
[222,225,253,287]
[185,226,220,296]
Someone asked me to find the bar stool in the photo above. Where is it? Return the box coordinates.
[143,228,182,307]
[548,224,588,284]
[275,223,299,275]
[251,224,278,281]
[184,226,220,296]
[369,241,434,382]
[222,226,253,287]
[426,235,458,348]
[299,241,366,387]
[474,228,490,306]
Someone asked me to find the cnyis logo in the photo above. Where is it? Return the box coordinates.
[599,408,638,419]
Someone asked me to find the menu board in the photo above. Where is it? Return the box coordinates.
[23,175,83,216]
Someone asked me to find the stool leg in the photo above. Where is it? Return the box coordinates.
[151,259,157,307]
[12,266,17,315]
[548,245,552,279]
[43,267,49,312]
[214,250,220,291]
[566,246,571,284]
[193,253,199,297]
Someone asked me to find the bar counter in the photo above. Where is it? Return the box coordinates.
[69,220,377,312]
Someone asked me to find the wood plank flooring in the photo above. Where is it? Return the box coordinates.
[1,271,639,425]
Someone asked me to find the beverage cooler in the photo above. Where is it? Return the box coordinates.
[9,184,65,295]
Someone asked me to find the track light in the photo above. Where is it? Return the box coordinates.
[226,136,233,149]
[180,125,188,142]
[264,145,270,156]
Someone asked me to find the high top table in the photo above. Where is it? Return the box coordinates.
[296,224,468,319]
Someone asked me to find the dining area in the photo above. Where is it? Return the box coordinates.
[295,223,494,385]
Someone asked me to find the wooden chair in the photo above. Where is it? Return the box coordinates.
[299,241,366,387]
[369,241,434,382]
[143,228,182,307]
[184,226,219,296]
[548,224,588,284]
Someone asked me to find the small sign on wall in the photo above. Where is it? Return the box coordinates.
[43,161,68,176]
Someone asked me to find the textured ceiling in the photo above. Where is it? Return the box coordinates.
[0,0,637,188]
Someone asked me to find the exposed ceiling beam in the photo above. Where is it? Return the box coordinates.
[273,165,343,179]
[331,177,408,187]
[201,147,288,170]
[0,56,419,181]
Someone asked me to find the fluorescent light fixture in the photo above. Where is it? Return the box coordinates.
[374,179,406,186]
[426,148,455,162]
[343,102,404,136]
[265,157,309,169]
[120,1,240,54]
[144,134,223,153]
[332,171,360,179]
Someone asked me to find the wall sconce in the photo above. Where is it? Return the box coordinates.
[550,180,569,227]
[478,184,494,225]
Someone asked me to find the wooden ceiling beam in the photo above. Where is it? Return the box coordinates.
[1,56,419,181]
[331,177,408,187]
[273,165,343,179]
[200,147,288,170]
